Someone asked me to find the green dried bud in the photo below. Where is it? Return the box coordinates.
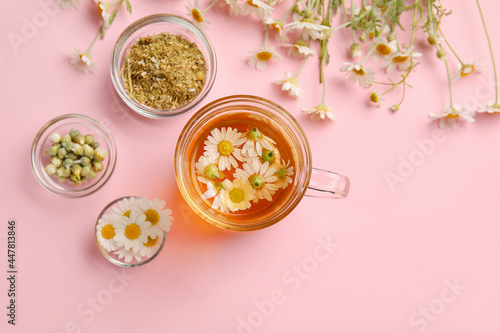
[65,143,73,152]
[71,164,82,177]
[62,158,74,169]
[61,134,72,145]
[427,36,438,45]
[83,144,94,159]
[87,170,97,179]
[80,156,91,166]
[57,147,67,159]
[56,167,71,178]
[94,147,107,162]
[260,149,277,165]
[47,145,59,157]
[350,43,362,58]
[51,157,62,168]
[69,129,80,141]
[92,142,100,149]
[81,166,92,177]
[75,134,85,145]
[69,173,81,183]
[67,153,78,161]
[57,177,67,182]
[45,164,57,175]
[436,49,446,60]
[92,161,103,172]
[71,143,84,156]
[50,133,61,144]
[85,134,95,145]
[73,180,83,186]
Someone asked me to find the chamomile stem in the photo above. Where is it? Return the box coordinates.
[202,0,219,13]
[282,0,300,21]
[476,0,499,103]
[321,76,326,104]
[264,24,269,47]
[361,43,376,65]
[294,55,310,78]
[350,0,355,42]
[341,0,348,24]
[443,51,455,108]
[438,26,463,65]
[88,31,101,53]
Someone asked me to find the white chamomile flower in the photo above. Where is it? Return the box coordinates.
[451,59,482,83]
[241,127,276,158]
[57,0,81,10]
[114,247,143,263]
[283,40,315,58]
[139,234,164,259]
[285,14,330,40]
[234,159,279,203]
[137,198,173,238]
[220,179,255,212]
[95,1,111,28]
[247,46,282,71]
[186,0,211,30]
[202,181,229,213]
[370,90,385,106]
[242,0,273,20]
[264,17,288,42]
[371,36,397,62]
[274,159,294,189]
[382,46,422,73]
[429,105,475,129]
[340,62,376,88]
[111,197,137,217]
[113,211,151,254]
[96,214,119,252]
[69,48,97,74]
[221,0,242,16]
[275,72,303,98]
[302,104,335,121]
[478,101,500,114]
[204,127,246,171]
[196,155,224,184]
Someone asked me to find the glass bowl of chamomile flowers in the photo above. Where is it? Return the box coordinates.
[95,196,173,267]
[31,114,117,198]
[110,14,217,119]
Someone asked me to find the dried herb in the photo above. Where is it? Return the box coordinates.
[122,33,207,110]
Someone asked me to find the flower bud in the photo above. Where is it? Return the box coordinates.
[56,167,71,178]
[94,147,107,162]
[81,166,92,177]
[62,158,74,169]
[427,35,438,45]
[61,134,72,145]
[57,147,67,159]
[51,156,62,168]
[387,34,396,42]
[69,173,81,183]
[45,164,57,175]
[75,134,85,145]
[83,144,94,159]
[50,133,61,144]
[436,49,446,60]
[391,105,400,112]
[71,143,84,156]
[70,129,80,141]
[350,43,362,58]
[80,156,91,166]
[92,141,100,149]
[47,145,59,157]
[85,135,95,145]
[67,153,78,161]
[93,161,103,172]
[87,170,97,179]
[71,164,82,177]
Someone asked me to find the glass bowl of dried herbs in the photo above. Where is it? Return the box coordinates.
[31,114,117,198]
[111,14,217,119]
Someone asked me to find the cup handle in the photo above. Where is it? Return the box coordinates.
[305,167,350,199]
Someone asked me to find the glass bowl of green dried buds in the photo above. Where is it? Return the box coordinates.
[111,14,217,119]
[31,114,117,198]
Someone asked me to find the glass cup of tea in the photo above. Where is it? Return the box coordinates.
[174,95,350,231]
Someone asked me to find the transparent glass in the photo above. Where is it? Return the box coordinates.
[31,114,117,198]
[95,196,167,267]
[174,95,350,232]
[110,14,217,119]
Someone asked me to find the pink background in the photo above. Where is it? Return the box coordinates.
[1,0,500,332]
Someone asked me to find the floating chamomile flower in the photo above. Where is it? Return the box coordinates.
[234,160,279,203]
[202,181,228,213]
[204,127,245,171]
[220,179,255,212]
[137,198,173,239]
[96,214,119,252]
[242,127,276,157]
[111,197,137,217]
[196,155,225,184]
[275,159,294,189]
[140,234,164,259]
[113,211,151,254]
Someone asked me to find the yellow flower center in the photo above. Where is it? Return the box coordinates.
[143,236,159,248]
[123,210,131,218]
[445,114,460,119]
[249,174,265,190]
[101,224,115,240]
[376,44,392,56]
[229,188,245,203]
[246,0,259,8]
[393,56,409,63]
[218,140,234,156]
[370,92,378,103]
[192,9,203,23]
[461,65,475,77]
[124,224,141,240]
[256,51,273,61]
[97,2,104,14]
[353,68,366,76]
[144,209,160,225]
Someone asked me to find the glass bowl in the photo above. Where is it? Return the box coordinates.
[31,114,117,198]
[95,196,167,267]
[110,14,217,119]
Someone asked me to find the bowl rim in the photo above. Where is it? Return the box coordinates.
[94,196,167,267]
[31,113,117,198]
[110,13,217,119]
